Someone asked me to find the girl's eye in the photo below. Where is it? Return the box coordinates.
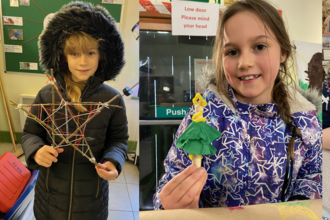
[71,53,77,56]
[226,50,238,56]
[89,52,95,55]
[255,44,266,51]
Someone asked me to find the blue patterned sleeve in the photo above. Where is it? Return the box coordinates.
[289,112,322,200]
[153,107,199,210]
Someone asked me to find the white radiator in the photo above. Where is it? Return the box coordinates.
[19,94,36,131]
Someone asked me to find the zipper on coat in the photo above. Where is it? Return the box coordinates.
[96,176,100,198]
[46,168,50,192]
[67,93,88,219]
[68,147,76,220]
[80,85,98,200]
[68,109,78,220]
[81,84,90,101]
[68,110,80,220]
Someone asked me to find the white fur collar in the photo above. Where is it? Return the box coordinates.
[207,84,316,114]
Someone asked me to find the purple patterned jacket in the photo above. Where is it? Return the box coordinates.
[154,84,322,209]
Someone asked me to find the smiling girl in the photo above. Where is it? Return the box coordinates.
[154,0,322,210]
[21,2,128,219]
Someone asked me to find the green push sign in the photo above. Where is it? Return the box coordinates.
[156,107,190,118]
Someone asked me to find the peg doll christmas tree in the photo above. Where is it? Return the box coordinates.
[175,93,221,168]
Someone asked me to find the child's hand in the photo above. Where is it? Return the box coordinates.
[33,145,64,168]
[159,164,207,209]
[95,161,118,181]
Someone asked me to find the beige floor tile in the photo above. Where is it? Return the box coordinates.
[133,211,139,220]
[123,162,139,184]
[0,143,26,165]
[108,210,134,220]
[0,143,19,156]
[18,155,26,163]
[0,143,25,164]
[108,182,132,211]
[112,169,126,183]
[127,184,139,212]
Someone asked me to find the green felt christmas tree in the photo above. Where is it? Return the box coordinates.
[175,93,222,167]
[176,121,221,156]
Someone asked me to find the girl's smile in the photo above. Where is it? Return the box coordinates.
[222,11,287,105]
[238,74,261,82]
[77,69,91,74]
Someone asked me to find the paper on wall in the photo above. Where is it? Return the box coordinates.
[20,0,30,6]
[325,50,330,60]
[8,29,24,41]
[10,0,19,7]
[29,63,38,70]
[3,16,23,26]
[293,41,322,91]
[172,1,219,36]
[4,45,23,53]
[102,0,123,4]
[20,62,38,70]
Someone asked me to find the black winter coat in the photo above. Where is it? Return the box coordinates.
[22,75,128,220]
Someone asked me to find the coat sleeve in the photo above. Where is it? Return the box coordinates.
[21,90,48,170]
[289,112,322,200]
[153,107,205,210]
[102,94,129,175]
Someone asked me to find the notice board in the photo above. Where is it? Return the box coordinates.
[1,0,123,74]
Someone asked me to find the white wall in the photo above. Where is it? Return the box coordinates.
[269,0,321,44]
[219,0,321,43]
[0,1,139,143]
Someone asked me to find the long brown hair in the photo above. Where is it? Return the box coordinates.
[63,32,103,112]
[213,0,301,161]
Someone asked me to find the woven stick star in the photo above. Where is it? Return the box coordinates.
[11,69,138,168]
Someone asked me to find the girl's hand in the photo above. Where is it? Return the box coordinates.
[33,145,64,168]
[95,161,118,181]
[159,164,208,210]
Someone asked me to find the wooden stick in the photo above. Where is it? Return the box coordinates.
[190,100,204,168]
[51,69,55,149]
[13,148,24,158]
[12,103,122,108]
[128,82,139,91]
[192,155,202,168]
[65,102,121,107]
[0,71,21,156]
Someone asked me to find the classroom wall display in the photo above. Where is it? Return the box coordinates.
[324,36,330,49]
[1,0,124,74]
[293,41,322,94]
[293,40,322,122]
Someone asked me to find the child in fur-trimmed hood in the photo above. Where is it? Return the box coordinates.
[21,2,128,219]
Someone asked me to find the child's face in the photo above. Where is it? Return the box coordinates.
[66,46,99,83]
[222,11,286,105]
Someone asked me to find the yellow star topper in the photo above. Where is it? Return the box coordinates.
[193,93,207,107]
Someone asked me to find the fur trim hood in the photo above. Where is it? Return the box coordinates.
[38,1,125,81]
[200,70,321,115]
